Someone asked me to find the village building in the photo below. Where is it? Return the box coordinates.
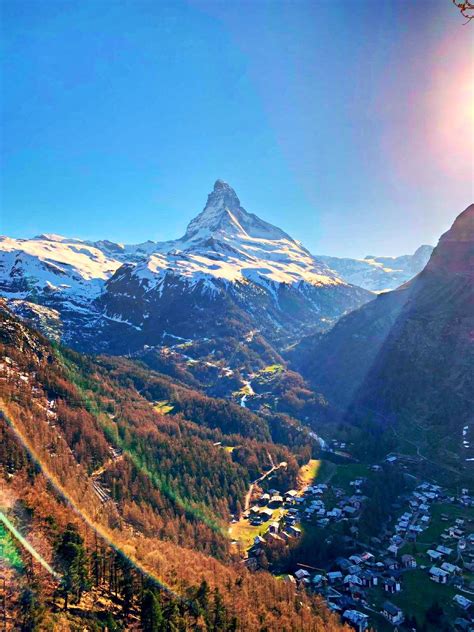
[401,554,417,569]
[269,494,283,507]
[427,549,443,562]
[441,561,461,575]
[383,577,401,594]
[381,601,404,625]
[294,569,310,581]
[342,609,369,632]
[287,524,301,537]
[429,566,449,584]
[260,508,274,521]
[327,571,343,584]
[453,594,472,610]
[384,557,399,571]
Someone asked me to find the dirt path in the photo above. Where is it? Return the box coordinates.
[243,458,286,512]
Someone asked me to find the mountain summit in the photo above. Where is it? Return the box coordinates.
[183,180,291,243]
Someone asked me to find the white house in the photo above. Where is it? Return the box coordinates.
[429,566,449,584]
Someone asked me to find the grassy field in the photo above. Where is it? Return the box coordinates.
[389,569,459,629]
[419,502,474,543]
[258,364,284,375]
[329,462,371,491]
[153,400,174,414]
[229,508,285,550]
[299,459,321,487]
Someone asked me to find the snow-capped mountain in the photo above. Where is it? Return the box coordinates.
[0,180,372,354]
[318,245,433,292]
[123,179,347,293]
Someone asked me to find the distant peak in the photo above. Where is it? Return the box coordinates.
[207,180,241,209]
[213,179,231,191]
[33,233,67,242]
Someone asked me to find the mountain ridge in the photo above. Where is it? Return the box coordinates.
[0,181,372,355]
[317,244,434,292]
[293,203,474,469]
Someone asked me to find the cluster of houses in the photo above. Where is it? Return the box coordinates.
[251,475,473,630]
[283,549,409,630]
[244,478,371,569]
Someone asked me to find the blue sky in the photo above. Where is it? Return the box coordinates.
[1,0,472,257]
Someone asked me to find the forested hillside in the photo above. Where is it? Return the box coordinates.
[0,300,346,630]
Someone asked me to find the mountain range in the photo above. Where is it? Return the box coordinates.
[318,245,433,292]
[0,180,372,356]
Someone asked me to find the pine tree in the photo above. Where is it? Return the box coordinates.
[141,589,164,632]
[54,523,90,609]
[19,586,45,631]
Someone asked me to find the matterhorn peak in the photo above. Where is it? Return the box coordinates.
[207,179,241,211]
[182,180,296,246]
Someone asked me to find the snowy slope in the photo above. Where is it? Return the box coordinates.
[127,180,345,293]
[0,180,372,352]
[318,245,433,292]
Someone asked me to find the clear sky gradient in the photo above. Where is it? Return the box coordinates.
[1,0,472,257]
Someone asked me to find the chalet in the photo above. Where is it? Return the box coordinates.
[401,554,417,569]
[442,562,461,575]
[342,609,369,632]
[344,574,363,587]
[327,508,343,519]
[453,595,472,610]
[259,493,270,505]
[383,577,401,594]
[269,495,283,508]
[387,544,398,556]
[429,566,448,584]
[287,525,301,537]
[260,508,274,521]
[427,549,443,561]
[285,490,298,500]
[254,535,266,546]
[294,569,311,581]
[343,505,358,516]
[312,574,325,588]
[436,545,454,556]
[359,570,377,588]
[347,564,362,576]
[327,571,343,584]
[381,601,404,625]
[384,557,399,571]
[268,521,279,533]
[266,531,283,544]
